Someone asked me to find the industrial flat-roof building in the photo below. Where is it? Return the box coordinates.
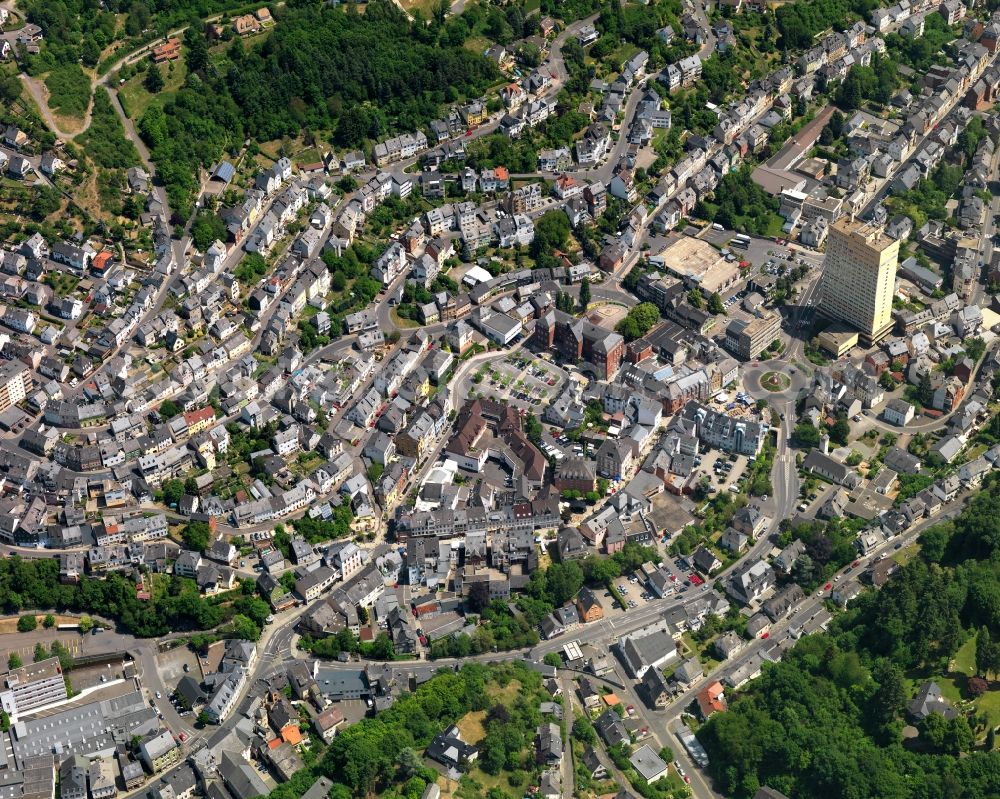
[10,691,153,764]
[0,754,55,799]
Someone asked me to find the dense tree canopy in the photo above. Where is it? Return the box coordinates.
[835,56,898,110]
[0,556,246,638]
[78,91,141,170]
[139,0,498,219]
[699,168,780,235]
[774,0,877,51]
[227,2,498,146]
[320,663,545,796]
[531,210,572,269]
[699,478,1000,798]
[616,302,661,341]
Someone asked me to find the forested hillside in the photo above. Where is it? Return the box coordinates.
[22,0,244,70]
[774,0,880,50]
[225,2,499,145]
[697,484,1000,798]
[138,0,498,219]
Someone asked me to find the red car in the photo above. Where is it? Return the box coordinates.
[466,128,474,136]
[683,776,691,784]
[851,560,860,568]
[760,632,769,639]
[178,732,188,742]
[689,573,704,586]
[824,582,832,590]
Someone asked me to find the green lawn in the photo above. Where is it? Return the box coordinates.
[891,542,919,566]
[45,273,79,297]
[610,42,641,71]
[119,60,188,120]
[763,212,786,237]
[464,35,490,55]
[400,0,441,16]
[952,635,977,676]
[652,126,672,149]
[682,631,722,671]
[922,633,1000,735]
[390,308,420,328]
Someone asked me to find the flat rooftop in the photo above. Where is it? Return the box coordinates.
[654,237,739,294]
[832,216,899,253]
[5,658,61,688]
[10,691,151,765]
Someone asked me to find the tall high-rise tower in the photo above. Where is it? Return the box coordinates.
[818,216,899,345]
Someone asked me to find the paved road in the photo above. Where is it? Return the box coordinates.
[558,673,576,799]
[98,600,312,799]
[688,0,717,59]
[973,141,1000,306]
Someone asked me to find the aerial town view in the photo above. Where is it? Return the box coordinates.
[0,0,996,796]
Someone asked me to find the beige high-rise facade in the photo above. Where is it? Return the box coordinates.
[818,216,899,345]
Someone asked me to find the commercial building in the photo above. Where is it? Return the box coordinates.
[816,325,859,358]
[10,691,155,763]
[88,758,117,799]
[533,310,625,379]
[725,310,781,360]
[1,657,68,716]
[649,237,740,295]
[444,399,548,487]
[818,217,899,345]
[59,757,89,799]
[617,622,679,678]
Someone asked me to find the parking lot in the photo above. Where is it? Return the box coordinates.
[699,229,825,271]
[699,449,751,493]
[477,354,567,411]
[598,580,658,617]
[795,480,837,517]
[156,642,202,685]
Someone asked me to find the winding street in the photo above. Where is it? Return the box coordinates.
[19,74,93,142]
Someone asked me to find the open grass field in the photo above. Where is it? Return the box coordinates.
[400,0,441,16]
[952,635,977,676]
[119,59,188,119]
[455,710,487,745]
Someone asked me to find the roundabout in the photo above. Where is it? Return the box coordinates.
[743,359,808,401]
[760,371,791,392]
